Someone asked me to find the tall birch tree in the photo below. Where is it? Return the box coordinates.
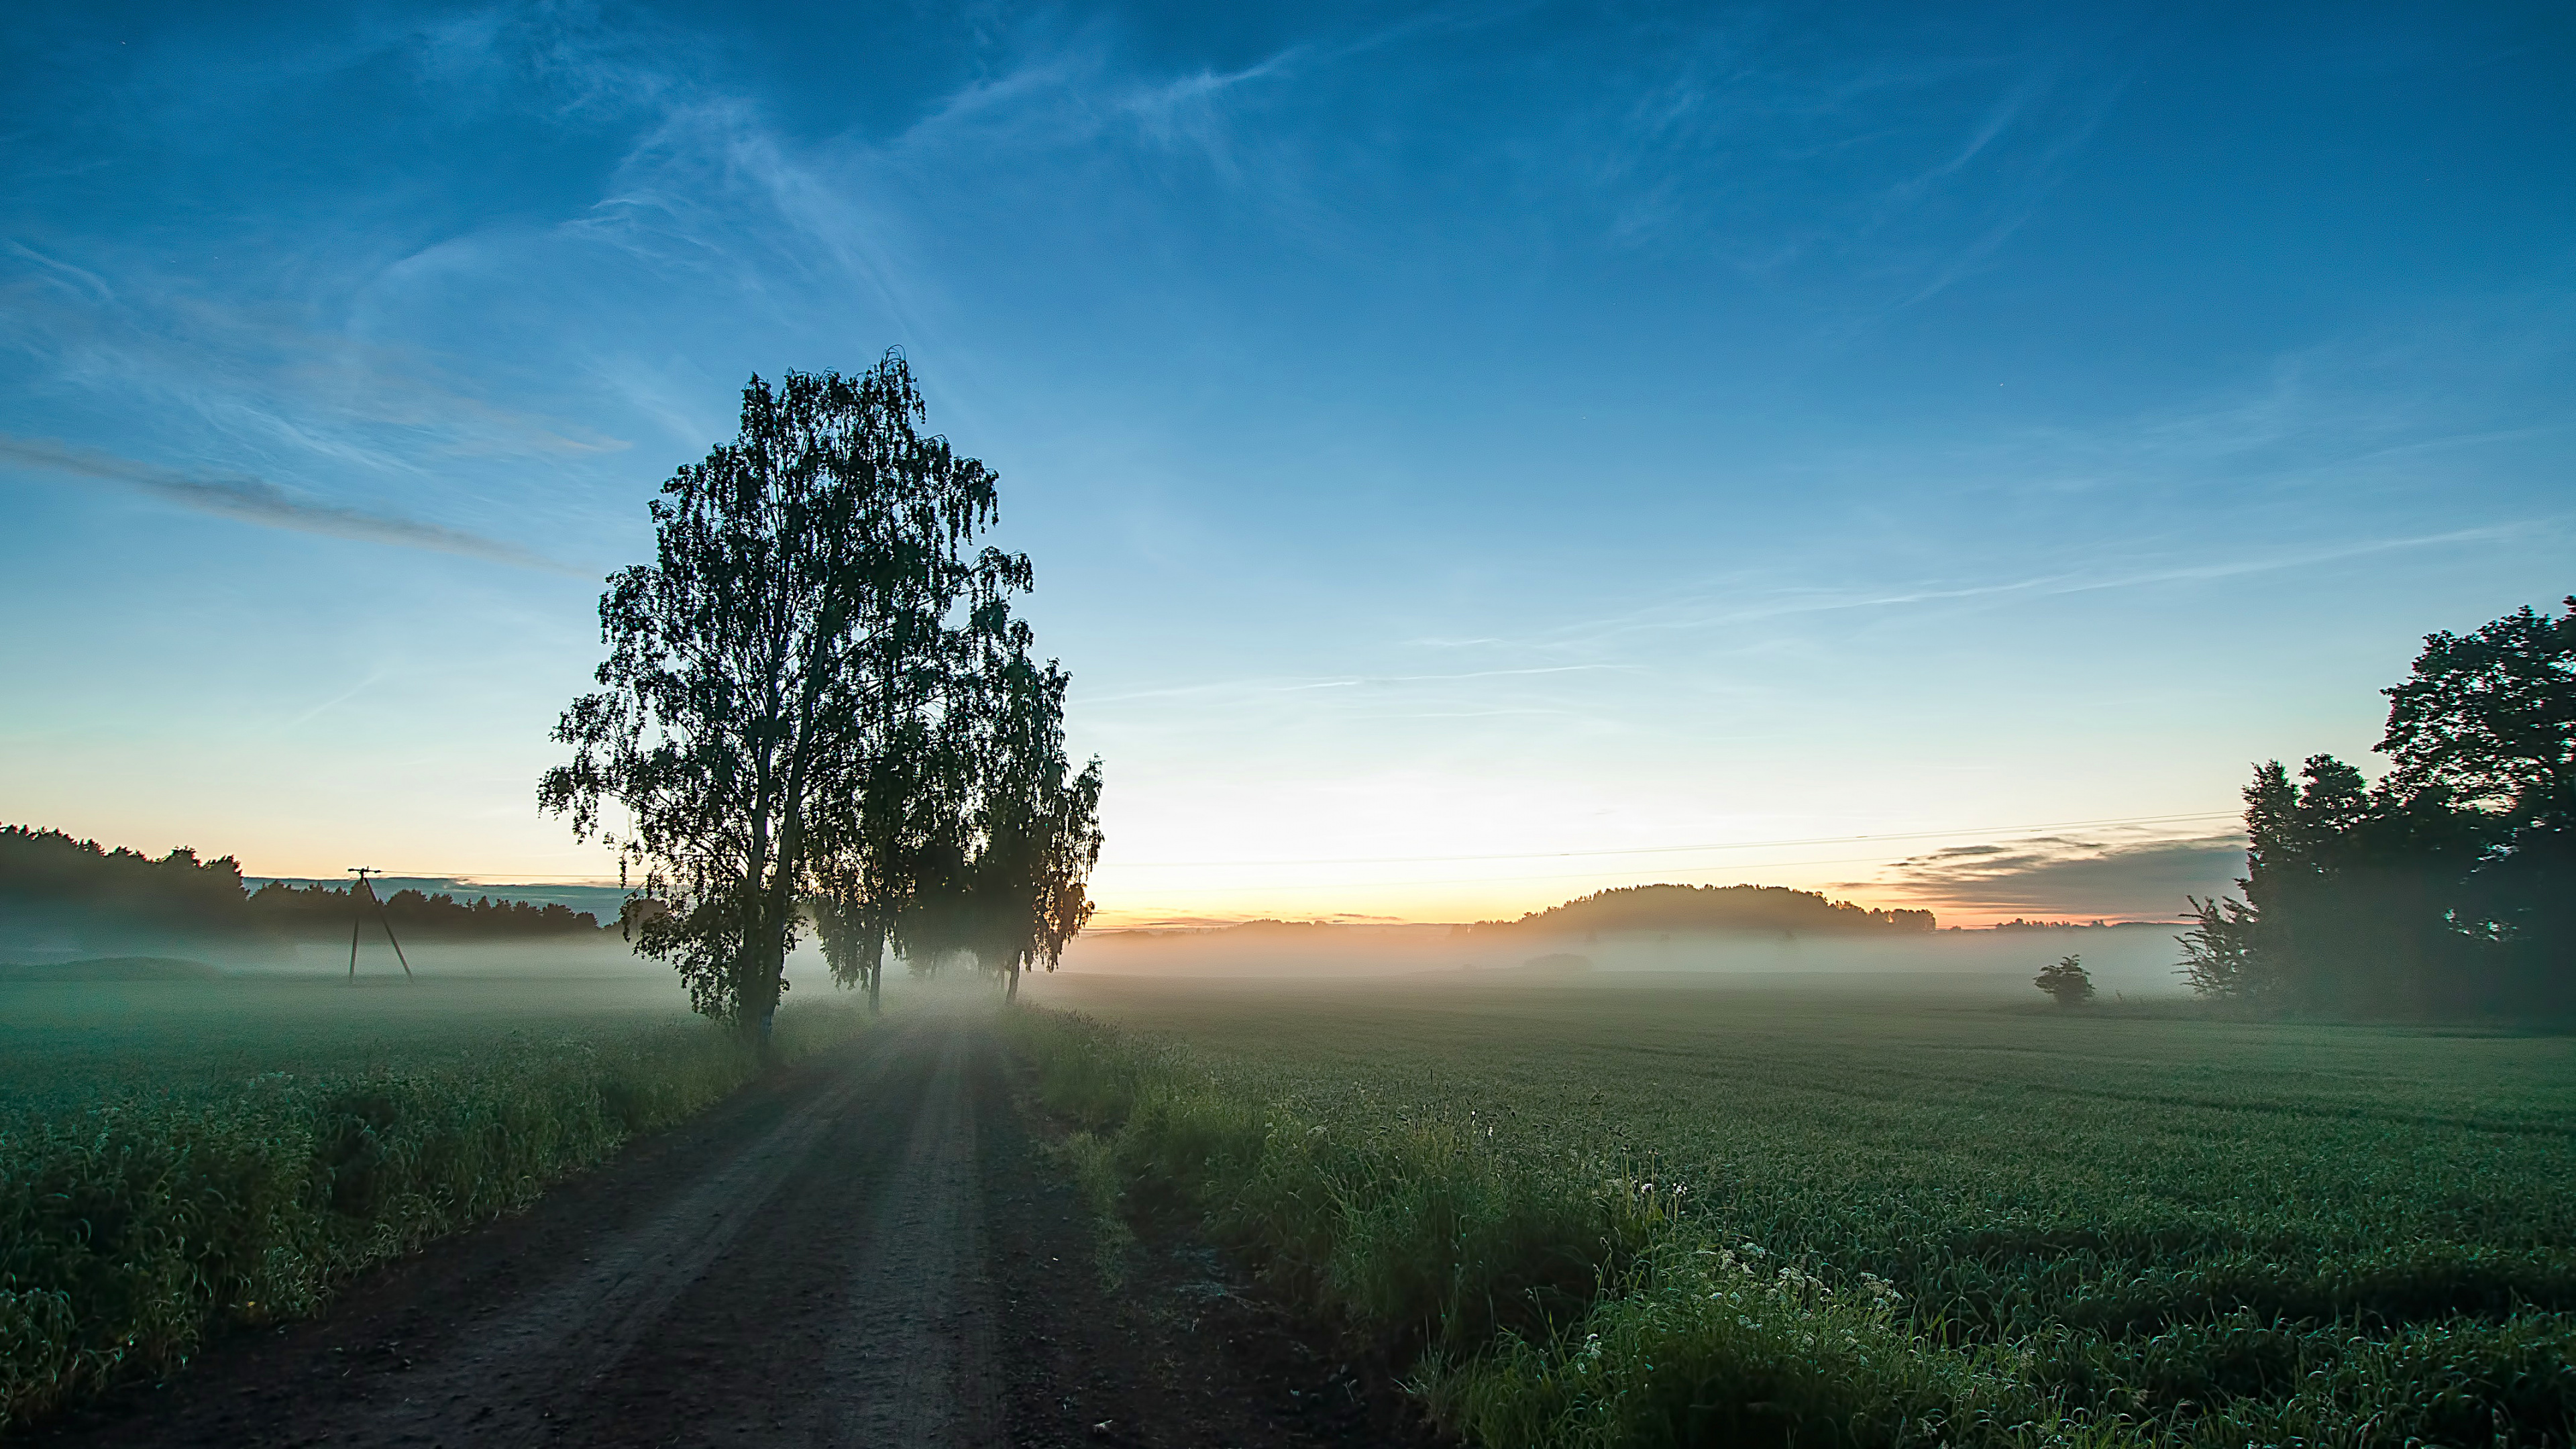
[541,354,1018,1043]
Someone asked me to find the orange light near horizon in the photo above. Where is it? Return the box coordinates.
[1077,807,2241,930]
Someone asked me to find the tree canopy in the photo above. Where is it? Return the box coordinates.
[822,626,1103,1002]
[2380,600,2576,821]
[2181,597,2573,1016]
[2033,955,2094,1006]
[543,353,1100,1034]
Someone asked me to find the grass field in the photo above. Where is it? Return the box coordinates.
[1,971,682,1106]
[0,961,867,1434]
[1014,973,2576,1447]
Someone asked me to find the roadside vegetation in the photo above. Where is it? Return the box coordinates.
[0,988,869,1434]
[1010,980,2576,1447]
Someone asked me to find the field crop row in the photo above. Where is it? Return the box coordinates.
[1009,979,2576,1446]
[0,1001,867,1435]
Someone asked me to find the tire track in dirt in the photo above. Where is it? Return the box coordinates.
[824,1026,999,1446]
[343,1018,926,1447]
[553,1016,998,1447]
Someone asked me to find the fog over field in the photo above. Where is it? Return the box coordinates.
[1,914,2190,1114]
[0,931,895,1002]
[1059,920,2192,998]
[0,917,2190,998]
[0,930,914,1116]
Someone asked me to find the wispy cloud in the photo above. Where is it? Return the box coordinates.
[5,241,115,305]
[894,3,1497,164]
[1083,663,1633,706]
[1587,13,2133,305]
[280,667,391,727]
[1880,70,2047,208]
[1880,58,2135,311]
[1426,518,2547,661]
[3,266,631,474]
[1854,830,2245,916]
[0,435,582,573]
[1393,292,2573,669]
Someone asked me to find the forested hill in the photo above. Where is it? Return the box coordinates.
[1478,883,1935,936]
[0,825,606,938]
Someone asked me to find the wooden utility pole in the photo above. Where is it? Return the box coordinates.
[346,867,413,981]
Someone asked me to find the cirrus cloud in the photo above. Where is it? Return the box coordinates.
[0,433,582,574]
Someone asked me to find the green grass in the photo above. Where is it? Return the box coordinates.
[0,971,869,1435]
[1010,974,2576,1447]
[0,959,698,1107]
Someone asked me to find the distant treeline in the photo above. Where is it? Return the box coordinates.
[0,826,606,939]
[248,880,604,936]
[1474,883,1935,937]
[1990,918,2167,931]
[2180,598,2573,1018]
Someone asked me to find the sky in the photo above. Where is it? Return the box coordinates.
[2,1,2569,928]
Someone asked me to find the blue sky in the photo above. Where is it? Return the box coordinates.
[3,1,2569,925]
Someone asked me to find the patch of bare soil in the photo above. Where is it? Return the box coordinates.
[28,1009,1438,1449]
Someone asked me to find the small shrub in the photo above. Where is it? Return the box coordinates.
[2035,956,2095,1007]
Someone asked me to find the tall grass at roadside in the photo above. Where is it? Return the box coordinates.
[1006,1005,2576,1448]
[1010,1008,1670,1362]
[0,1004,867,1434]
[1054,1132,1137,1285]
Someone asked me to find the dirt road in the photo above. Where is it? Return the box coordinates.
[36,1008,1428,1449]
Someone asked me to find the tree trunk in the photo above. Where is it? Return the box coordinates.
[752,922,783,1062]
[862,925,885,1014]
[735,882,790,1065]
[738,936,786,1061]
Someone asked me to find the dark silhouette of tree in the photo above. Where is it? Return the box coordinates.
[2381,598,2576,816]
[804,578,967,1012]
[815,620,1103,1005]
[0,827,247,932]
[2178,597,2573,1017]
[2381,596,2575,998]
[541,355,1028,1043]
[2034,955,2093,1006]
[370,889,599,936]
[2177,894,2262,1000]
[2216,760,2408,1009]
[941,635,1102,1003]
[2192,753,2493,1014]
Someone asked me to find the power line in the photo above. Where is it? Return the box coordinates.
[1102,810,2242,871]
